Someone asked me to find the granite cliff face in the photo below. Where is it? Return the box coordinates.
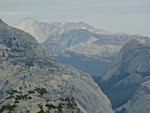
[0,19,114,113]
[98,40,150,113]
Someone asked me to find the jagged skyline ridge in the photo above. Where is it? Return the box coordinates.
[0,0,150,37]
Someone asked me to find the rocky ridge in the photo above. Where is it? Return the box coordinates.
[0,19,114,113]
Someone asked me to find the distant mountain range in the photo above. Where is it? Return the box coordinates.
[13,17,109,43]
[0,19,114,113]
[12,18,150,113]
[13,17,150,78]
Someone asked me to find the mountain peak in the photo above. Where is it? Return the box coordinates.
[22,17,35,21]
[78,21,86,24]
[17,17,38,25]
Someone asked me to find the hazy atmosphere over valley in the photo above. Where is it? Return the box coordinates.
[0,0,150,113]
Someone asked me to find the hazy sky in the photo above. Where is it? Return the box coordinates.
[0,0,150,36]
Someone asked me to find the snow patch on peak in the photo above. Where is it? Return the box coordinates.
[82,27,86,29]
[62,22,65,25]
